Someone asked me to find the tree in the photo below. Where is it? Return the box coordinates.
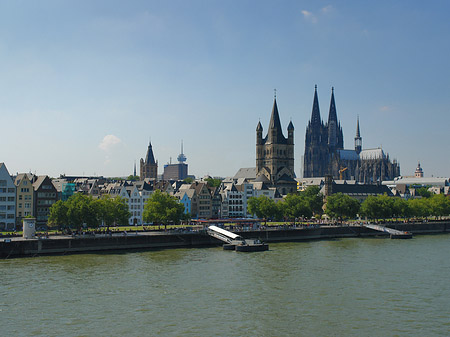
[205,178,222,188]
[282,193,312,223]
[48,200,69,229]
[325,193,360,221]
[247,195,282,223]
[408,198,431,218]
[182,177,194,184]
[94,195,130,227]
[65,193,98,229]
[428,194,450,219]
[301,186,324,217]
[127,175,140,181]
[416,187,432,198]
[143,190,185,227]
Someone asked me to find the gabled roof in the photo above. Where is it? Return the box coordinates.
[234,167,257,180]
[360,148,385,160]
[14,173,34,186]
[32,175,55,190]
[338,149,359,161]
[254,174,270,183]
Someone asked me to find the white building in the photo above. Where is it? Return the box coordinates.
[0,163,16,230]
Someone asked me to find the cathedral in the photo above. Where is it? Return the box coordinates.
[256,97,297,195]
[303,86,400,183]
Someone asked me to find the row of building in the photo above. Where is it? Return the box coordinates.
[0,161,281,230]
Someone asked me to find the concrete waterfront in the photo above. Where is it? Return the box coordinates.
[1,221,449,258]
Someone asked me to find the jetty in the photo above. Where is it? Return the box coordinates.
[207,225,268,251]
[363,224,413,239]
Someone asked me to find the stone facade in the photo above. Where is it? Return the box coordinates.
[256,98,297,195]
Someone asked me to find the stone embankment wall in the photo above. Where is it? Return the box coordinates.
[1,221,448,258]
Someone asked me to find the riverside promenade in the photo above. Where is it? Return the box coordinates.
[1,221,449,258]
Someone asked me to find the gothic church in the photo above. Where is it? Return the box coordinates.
[256,97,297,195]
[303,86,400,183]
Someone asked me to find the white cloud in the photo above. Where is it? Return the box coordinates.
[301,10,317,23]
[99,134,122,151]
[321,5,333,14]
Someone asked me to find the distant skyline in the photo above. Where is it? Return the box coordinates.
[1,1,449,179]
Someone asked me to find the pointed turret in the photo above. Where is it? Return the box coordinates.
[310,85,321,127]
[287,120,294,131]
[145,142,156,164]
[355,115,362,154]
[327,87,342,150]
[256,121,263,131]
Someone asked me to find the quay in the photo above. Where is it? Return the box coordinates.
[0,220,449,258]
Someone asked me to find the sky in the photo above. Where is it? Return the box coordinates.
[1,0,450,179]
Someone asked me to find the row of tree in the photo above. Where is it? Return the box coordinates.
[48,194,130,230]
[247,186,450,222]
[48,190,186,230]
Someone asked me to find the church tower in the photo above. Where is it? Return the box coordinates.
[303,85,329,178]
[256,94,296,195]
[140,141,158,180]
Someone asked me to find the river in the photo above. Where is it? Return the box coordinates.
[1,234,449,336]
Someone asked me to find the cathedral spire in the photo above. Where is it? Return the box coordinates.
[355,115,362,154]
[356,115,361,138]
[328,87,337,124]
[310,85,321,126]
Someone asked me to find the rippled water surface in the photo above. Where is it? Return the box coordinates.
[1,235,450,336]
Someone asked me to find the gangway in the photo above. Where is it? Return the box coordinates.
[207,225,243,244]
[363,224,412,239]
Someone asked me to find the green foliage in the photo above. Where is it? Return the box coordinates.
[282,193,312,222]
[48,193,131,229]
[48,200,69,228]
[360,194,395,219]
[300,186,324,216]
[143,190,185,225]
[205,178,222,188]
[247,195,282,221]
[183,177,194,184]
[127,175,140,181]
[94,195,130,227]
[428,194,450,218]
[325,193,360,220]
[416,187,432,198]
[65,193,97,229]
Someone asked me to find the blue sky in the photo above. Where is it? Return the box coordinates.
[1,0,449,178]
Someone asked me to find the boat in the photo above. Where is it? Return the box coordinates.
[234,239,269,252]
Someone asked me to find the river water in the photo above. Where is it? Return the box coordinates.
[1,235,449,336]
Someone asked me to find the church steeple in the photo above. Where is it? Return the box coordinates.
[267,98,286,144]
[355,115,362,154]
[328,87,338,123]
[310,85,321,127]
[145,142,156,165]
